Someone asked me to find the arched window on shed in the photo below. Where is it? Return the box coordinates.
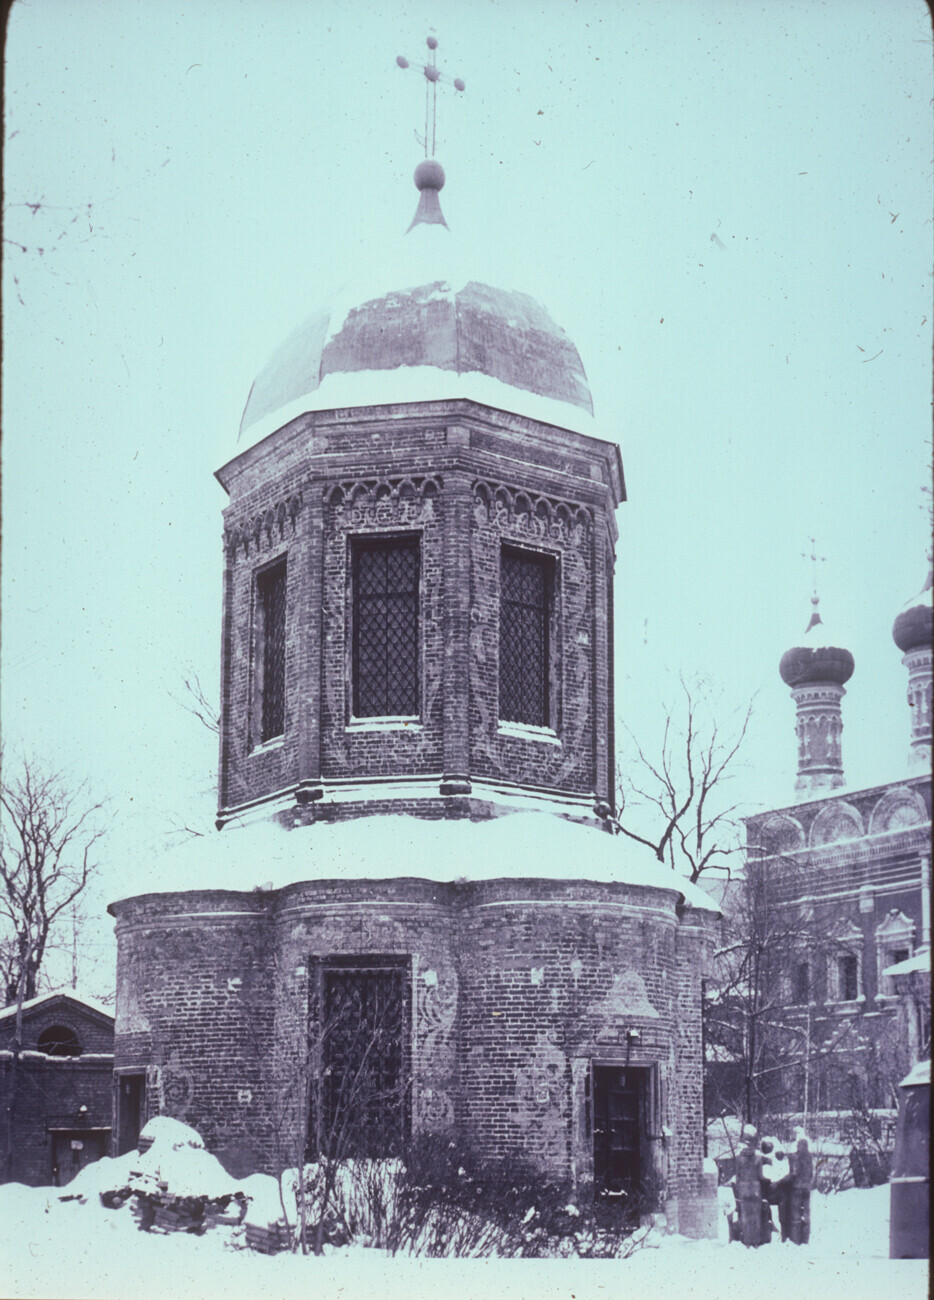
[37,1025,81,1057]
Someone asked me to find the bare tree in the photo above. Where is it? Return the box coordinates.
[612,676,753,884]
[0,755,108,1180]
[168,670,220,737]
[161,669,221,840]
[704,846,879,1132]
[0,756,108,1006]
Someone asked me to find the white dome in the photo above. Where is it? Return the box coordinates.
[239,173,594,451]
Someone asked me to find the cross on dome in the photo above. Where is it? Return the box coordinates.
[395,33,465,159]
[801,536,827,631]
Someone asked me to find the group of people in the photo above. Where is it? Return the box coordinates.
[731,1126,813,1247]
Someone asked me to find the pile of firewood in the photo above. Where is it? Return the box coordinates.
[243,1219,293,1254]
[128,1182,247,1234]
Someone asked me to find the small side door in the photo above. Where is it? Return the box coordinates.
[52,1131,107,1186]
[115,1073,146,1155]
[592,1065,647,1197]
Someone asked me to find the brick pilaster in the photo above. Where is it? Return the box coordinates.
[441,443,472,795]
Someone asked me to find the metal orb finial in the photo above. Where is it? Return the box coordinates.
[414,158,445,191]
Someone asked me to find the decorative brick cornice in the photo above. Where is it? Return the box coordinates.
[224,491,303,557]
[324,475,442,526]
[472,478,592,549]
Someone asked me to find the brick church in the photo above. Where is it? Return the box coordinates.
[110,130,719,1232]
[740,573,931,1114]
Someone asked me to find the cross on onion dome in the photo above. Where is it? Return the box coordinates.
[801,537,827,631]
[396,33,465,159]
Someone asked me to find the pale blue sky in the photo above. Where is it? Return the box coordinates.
[2,0,931,987]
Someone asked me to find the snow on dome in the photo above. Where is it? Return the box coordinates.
[238,207,594,452]
[113,811,718,912]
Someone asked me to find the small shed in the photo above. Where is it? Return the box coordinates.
[0,990,114,1187]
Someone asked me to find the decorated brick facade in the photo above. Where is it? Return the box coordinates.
[112,859,714,1207]
[111,163,720,1235]
[215,401,621,827]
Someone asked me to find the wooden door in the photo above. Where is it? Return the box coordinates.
[52,1131,107,1186]
[592,1065,646,1197]
[116,1073,146,1155]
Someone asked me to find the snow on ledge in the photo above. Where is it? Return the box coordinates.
[114,812,718,912]
[0,1049,113,1063]
[883,947,931,978]
[236,365,598,459]
[0,988,114,1024]
[899,1058,930,1088]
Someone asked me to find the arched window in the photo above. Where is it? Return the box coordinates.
[37,1025,81,1056]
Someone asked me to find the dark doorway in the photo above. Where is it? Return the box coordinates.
[116,1072,146,1155]
[592,1065,647,1197]
[310,956,410,1160]
[51,1130,108,1186]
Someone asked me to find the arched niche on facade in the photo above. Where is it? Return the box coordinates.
[753,812,806,857]
[868,785,927,835]
[809,801,864,848]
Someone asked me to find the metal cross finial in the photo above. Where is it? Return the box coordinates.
[396,33,465,159]
[801,537,827,599]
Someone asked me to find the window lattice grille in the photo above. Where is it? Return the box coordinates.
[313,961,409,1159]
[258,561,286,741]
[499,548,550,726]
[353,539,419,717]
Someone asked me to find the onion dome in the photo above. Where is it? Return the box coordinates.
[239,162,593,449]
[892,565,933,654]
[779,595,855,687]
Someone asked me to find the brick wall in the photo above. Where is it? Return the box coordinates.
[112,868,715,1205]
[113,889,275,1178]
[216,400,622,825]
[0,1055,113,1186]
[0,1003,113,1055]
[741,775,930,1109]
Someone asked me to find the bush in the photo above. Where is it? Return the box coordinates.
[298,1134,656,1258]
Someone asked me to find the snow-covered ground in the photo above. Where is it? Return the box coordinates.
[0,1120,927,1300]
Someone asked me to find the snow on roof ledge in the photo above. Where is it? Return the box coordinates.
[0,988,114,1024]
[236,366,598,459]
[883,948,930,978]
[113,812,719,913]
[899,1058,930,1088]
